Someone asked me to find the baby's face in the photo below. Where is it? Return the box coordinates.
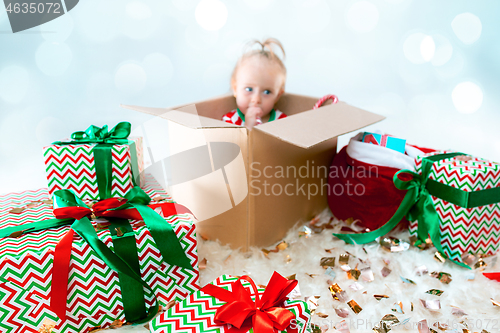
[232,57,284,117]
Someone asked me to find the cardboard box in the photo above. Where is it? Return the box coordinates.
[122,93,384,251]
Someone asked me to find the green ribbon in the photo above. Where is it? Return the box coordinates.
[0,186,193,323]
[237,108,277,123]
[53,122,135,199]
[333,152,500,268]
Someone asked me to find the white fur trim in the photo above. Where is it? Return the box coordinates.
[346,132,424,170]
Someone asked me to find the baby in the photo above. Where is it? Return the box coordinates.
[222,38,287,130]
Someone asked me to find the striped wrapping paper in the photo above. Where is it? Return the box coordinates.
[0,176,199,333]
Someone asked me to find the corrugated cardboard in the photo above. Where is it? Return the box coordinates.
[122,93,384,251]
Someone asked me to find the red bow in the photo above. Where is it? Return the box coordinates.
[50,197,193,322]
[201,272,299,333]
[53,197,193,221]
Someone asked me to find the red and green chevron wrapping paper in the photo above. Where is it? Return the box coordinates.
[409,151,500,263]
[150,275,311,333]
[0,177,199,333]
[43,136,145,200]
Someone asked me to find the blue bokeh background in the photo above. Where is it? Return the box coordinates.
[1,0,499,194]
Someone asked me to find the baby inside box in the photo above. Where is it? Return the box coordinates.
[122,93,383,251]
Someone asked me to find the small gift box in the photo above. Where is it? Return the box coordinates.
[361,132,406,154]
[150,272,311,333]
[0,178,199,333]
[408,151,500,264]
[43,122,145,201]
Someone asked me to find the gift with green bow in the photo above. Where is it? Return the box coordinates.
[334,151,500,268]
[0,180,199,332]
[43,122,145,201]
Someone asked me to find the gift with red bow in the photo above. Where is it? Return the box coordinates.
[0,179,199,333]
[150,272,311,333]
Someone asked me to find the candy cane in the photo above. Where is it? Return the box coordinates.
[313,94,339,109]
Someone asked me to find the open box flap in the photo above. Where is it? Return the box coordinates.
[120,103,240,129]
[254,101,385,149]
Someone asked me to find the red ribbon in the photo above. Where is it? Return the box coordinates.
[201,272,299,333]
[483,272,500,282]
[53,197,193,221]
[49,198,193,322]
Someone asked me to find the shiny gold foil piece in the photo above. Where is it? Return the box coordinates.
[347,300,362,314]
[320,257,336,268]
[109,319,124,329]
[330,283,343,294]
[339,253,350,265]
[475,258,487,269]
[286,274,296,280]
[277,241,288,251]
[374,295,389,301]
[438,272,452,284]
[491,298,500,307]
[434,252,446,263]
[348,267,361,280]
[9,207,25,214]
[316,312,329,318]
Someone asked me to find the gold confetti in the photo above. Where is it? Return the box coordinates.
[199,258,207,270]
[38,318,56,333]
[426,289,444,296]
[381,267,392,277]
[9,207,25,214]
[316,312,329,318]
[115,227,125,237]
[109,319,123,329]
[491,298,500,307]
[262,249,271,256]
[286,274,296,280]
[339,253,350,265]
[475,258,487,269]
[347,300,362,314]
[379,314,400,332]
[306,273,318,278]
[298,225,312,237]
[165,300,177,310]
[438,272,452,284]
[348,267,361,280]
[374,295,389,301]
[311,324,328,333]
[88,326,102,332]
[325,248,335,253]
[330,283,342,294]
[320,257,335,268]
[285,255,292,263]
[380,237,409,252]
[277,241,288,251]
[26,201,42,208]
[434,252,446,263]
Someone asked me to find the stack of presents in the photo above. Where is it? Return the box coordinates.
[1,93,499,332]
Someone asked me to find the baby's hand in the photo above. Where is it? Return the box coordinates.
[245,107,263,130]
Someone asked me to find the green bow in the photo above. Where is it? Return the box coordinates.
[334,152,500,268]
[53,122,138,200]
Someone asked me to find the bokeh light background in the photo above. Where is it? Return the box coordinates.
[1,0,499,194]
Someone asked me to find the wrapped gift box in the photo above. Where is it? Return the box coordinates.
[150,274,311,333]
[409,151,500,264]
[0,177,199,333]
[43,123,145,201]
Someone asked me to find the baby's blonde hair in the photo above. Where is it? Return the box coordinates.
[231,38,287,89]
